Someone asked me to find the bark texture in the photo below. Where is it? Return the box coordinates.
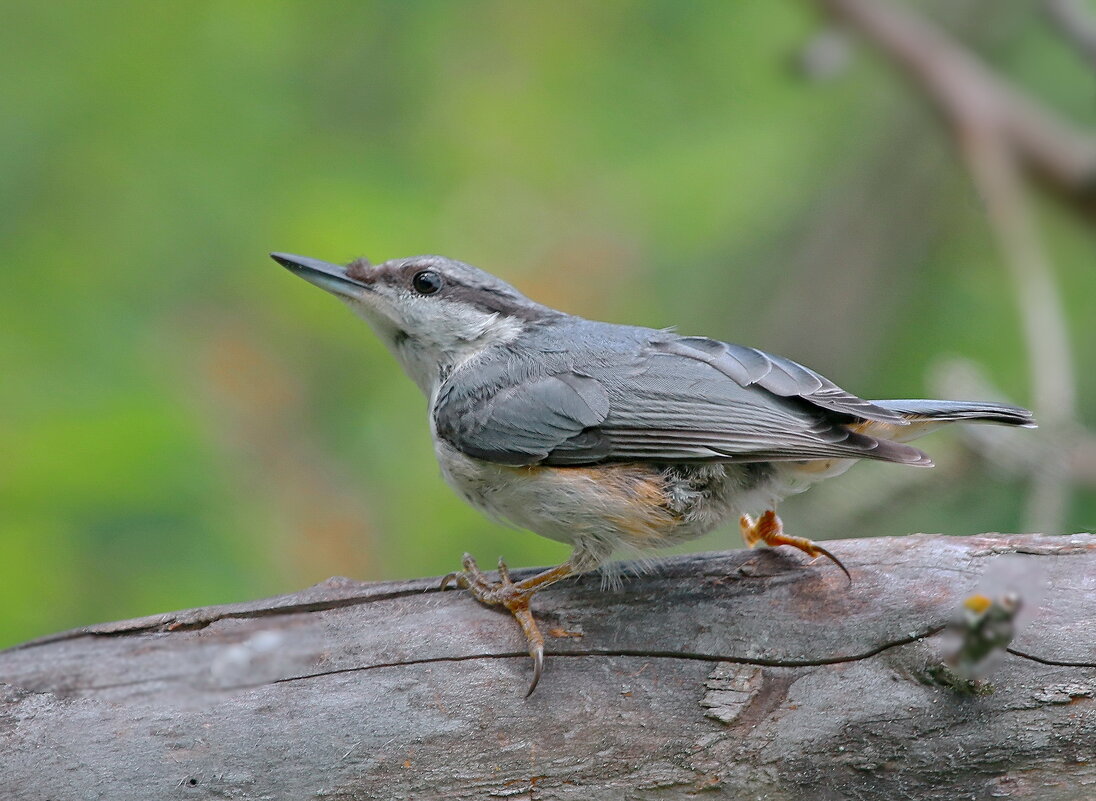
[1,533,1094,800]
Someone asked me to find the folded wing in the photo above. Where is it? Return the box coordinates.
[434,336,930,467]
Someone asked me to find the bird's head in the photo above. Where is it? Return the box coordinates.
[272,253,556,394]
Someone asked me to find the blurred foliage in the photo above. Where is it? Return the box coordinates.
[1,0,1093,647]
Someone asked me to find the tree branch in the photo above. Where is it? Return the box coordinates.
[807,0,1093,534]
[814,0,1096,220]
[2,533,1094,800]
[1045,0,1096,70]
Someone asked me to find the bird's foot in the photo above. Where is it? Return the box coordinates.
[739,510,850,582]
[442,553,549,696]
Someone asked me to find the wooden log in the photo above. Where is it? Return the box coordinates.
[1,533,1094,800]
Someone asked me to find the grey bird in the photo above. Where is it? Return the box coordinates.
[272,252,1034,694]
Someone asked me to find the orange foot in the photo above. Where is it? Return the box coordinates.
[441,554,576,697]
[739,510,850,582]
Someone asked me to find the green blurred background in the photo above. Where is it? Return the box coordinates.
[2,1,1094,648]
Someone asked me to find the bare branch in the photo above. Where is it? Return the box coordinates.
[809,0,1087,533]
[2,534,1095,799]
[1045,0,1096,70]
[814,0,1096,221]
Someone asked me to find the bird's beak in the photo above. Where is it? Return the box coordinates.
[271,252,370,300]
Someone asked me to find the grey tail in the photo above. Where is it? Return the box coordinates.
[871,399,1036,428]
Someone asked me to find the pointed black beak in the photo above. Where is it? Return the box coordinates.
[271,252,370,299]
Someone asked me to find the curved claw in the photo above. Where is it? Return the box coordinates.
[444,554,575,697]
[740,510,851,584]
[811,543,852,584]
[525,643,544,698]
[440,571,459,590]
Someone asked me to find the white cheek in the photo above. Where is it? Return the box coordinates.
[339,290,527,396]
[405,300,523,349]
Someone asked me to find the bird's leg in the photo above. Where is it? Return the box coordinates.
[441,554,576,696]
[739,510,850,581]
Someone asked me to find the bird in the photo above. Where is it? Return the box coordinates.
[272,251,1035,695]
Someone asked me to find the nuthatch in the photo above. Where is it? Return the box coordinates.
[272,252,1035,694]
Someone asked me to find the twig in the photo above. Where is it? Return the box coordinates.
[813,0,1096,221]
[807,0,1089,533]
[956,116,1074,532]
[1045,0,1096,70]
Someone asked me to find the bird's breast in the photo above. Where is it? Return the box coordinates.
[434,442,772,553]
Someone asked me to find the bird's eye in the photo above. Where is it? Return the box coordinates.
[411,270,443,295]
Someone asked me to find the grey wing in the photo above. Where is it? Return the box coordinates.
[652,337,909,424]
[434,369,612,465]
[434,337,929,467]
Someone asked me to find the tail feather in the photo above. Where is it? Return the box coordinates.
[872,399,1036,428]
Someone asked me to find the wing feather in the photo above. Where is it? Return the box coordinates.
[652,338,908,424]
[434,370,610,465]
[434,336,928,467]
